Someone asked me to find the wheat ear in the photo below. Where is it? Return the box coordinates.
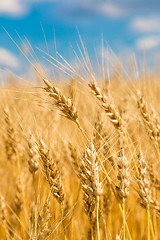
[116,145,130,240]
[43,78,89,142]
[89,81,139,176]
[137,91,160,163]
[43,79,78,122]
[80,142,101,240]
[37,199,52,240]
[3,108,17,162]
[89,81,123,129]
[38,140,64,205]
[136,151,155,240]
[27,134,39,174]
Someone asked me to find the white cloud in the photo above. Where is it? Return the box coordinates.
[0,0,26,16]
[132,16,160,33]
[136,36,160,50]
[0,48,21,69]
[95,3,125,17]
[0,0,54,17]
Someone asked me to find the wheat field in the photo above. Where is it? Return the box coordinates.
[0,41,160,240]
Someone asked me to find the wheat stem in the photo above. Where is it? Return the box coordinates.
[121,129,139,177]
[75,119,90,142]
[61,205,67,240]
[147,205,150,240]
[16,151,27,224]
[150,218,155,240]
[122,199,125,240]
[97,195,100,240]
[33,173,38,239]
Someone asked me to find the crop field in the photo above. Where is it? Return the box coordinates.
[0,43,160,240]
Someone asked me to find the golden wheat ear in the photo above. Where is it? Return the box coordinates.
[38,140,64,205]
[27,134,39,174]
[80,142,101,216]
[43,78,78,122]
[89,81,123,129]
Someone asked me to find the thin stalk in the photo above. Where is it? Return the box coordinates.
[75,120,90,142]
[155,142,160,164]
[121,128,139,177]
[16,151,27,224]
[1,221,10,240]
[91,223,94,240]
[119,203,132,240]
[33,173,37,239]
[61,204,66,240]
[97,195,100,240]
[153,188,157,240]
[147,205,150,240]
[122,199,125,240]
[150,217,155,240]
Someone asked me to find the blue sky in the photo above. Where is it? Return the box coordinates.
[0,0,160,76]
